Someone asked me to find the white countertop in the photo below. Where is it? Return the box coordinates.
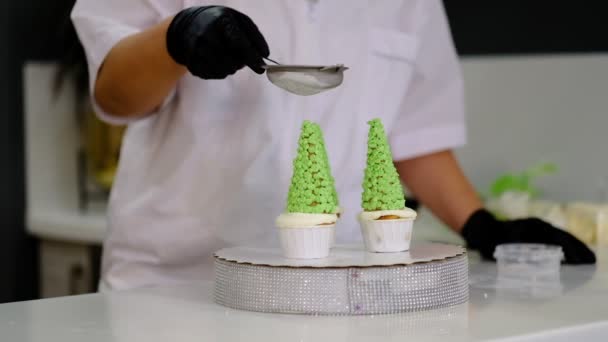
[1,249,608,342]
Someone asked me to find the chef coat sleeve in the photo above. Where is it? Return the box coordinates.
[71,0,182,125]
[389,0,467,161]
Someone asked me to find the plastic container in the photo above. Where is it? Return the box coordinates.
[494,244,564,282]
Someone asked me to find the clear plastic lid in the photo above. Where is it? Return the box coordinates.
[494,243,564,262]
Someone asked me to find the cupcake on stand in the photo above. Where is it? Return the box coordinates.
[276,121,339,259]
[358,119,417,253]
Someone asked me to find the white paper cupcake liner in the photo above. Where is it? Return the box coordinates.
[279,225,335,259]
[359,218,414,253]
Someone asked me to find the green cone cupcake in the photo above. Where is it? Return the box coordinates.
[358,119,417,252]
[276,121,338,259]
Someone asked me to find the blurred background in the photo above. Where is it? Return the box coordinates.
[1,1,608,303]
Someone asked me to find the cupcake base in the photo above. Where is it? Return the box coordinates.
[359,218,414,253]
[279,225,335,259]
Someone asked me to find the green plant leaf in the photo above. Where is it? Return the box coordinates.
[488,162,558,199]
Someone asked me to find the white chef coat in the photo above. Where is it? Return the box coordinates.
[72,0,466,291]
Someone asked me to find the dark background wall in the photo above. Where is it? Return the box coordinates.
[443,1,607,55]
[0,0,607,303]
[0,0,76,303]
[0,1,35,303]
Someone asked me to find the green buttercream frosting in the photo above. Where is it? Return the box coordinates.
[287,121,338,214]
[314,123,340,208]
[361,119,405,211]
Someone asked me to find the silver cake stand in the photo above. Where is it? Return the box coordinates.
[214,243,469,315]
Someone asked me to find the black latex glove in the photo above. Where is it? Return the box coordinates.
[166,6,270,79]
[462,209,596,264]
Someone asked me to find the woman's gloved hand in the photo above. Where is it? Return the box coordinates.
[166,6,269,79]
[462,209,596,264]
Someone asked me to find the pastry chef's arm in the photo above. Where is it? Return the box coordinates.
[390,1,594,264]
[95,17,185,117]
[391,23,596,266]
[94,6,269,117]
[395,150,482,232]
[396,151,595,264]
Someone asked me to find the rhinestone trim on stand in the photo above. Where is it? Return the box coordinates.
[214,246,468,315]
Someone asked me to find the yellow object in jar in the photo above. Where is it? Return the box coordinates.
[82,109,125,190]
[565,203,601,246]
